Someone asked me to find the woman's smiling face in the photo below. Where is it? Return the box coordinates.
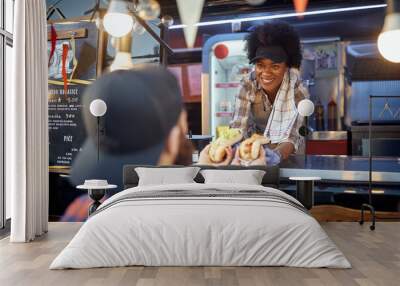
[255,58,288,95]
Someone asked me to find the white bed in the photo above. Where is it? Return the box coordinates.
[50,183,351,269]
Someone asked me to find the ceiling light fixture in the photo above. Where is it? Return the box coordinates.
[137,0,161,20]
[176,0,205,48]
[377,0,400,63]
[103,0,134,37]
[169,4,387,29]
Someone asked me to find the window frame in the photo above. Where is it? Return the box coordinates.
[0,0,13,231]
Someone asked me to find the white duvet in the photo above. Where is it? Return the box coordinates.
[50,183,351,269]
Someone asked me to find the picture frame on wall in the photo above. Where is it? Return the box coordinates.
[303,42,339,78]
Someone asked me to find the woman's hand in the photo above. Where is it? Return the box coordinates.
[264,146,281,166]
[197,144,234,166]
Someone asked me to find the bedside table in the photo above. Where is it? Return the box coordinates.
[77,180,117,215]
[289,177,321,210]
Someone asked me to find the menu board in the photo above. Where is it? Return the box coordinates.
[48,20,100,166]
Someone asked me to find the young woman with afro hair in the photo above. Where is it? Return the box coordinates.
[229,21,309,166]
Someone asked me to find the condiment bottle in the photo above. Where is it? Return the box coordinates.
[315,100,325,131]
[327,98,338,131]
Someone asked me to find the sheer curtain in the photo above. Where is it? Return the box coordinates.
[6,0,48,242]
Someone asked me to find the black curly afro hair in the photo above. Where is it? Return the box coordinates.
[245,21,302,69]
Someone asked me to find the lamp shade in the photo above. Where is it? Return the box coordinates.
[298,99,314,117]
[177,0,205,48]
[90,99,107,117]
[103,0,133,38]
[377,13,400,63]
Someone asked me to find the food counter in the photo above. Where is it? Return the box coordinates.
[280,155,400,212]
[280,155,400,183]
[306,131,349,155]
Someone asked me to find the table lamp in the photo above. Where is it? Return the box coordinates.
[89,99,107,162]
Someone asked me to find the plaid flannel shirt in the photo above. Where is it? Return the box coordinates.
[230,71,308,153]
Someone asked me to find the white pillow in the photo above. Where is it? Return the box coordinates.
[135,167,200,186]
[200,169,266,185]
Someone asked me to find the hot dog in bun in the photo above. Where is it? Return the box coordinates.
[209,128,243,163]
[239,134,270,161]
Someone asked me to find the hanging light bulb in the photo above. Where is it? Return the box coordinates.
[377,0,400,63]
[103,0,134,37]
[161,15,174,27]
[137,0,160,20]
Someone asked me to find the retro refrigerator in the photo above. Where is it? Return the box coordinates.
[201,33,251,137]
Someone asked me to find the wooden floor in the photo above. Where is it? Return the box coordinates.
[0,222,399,286]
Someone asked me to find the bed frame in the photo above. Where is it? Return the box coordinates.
[123,165,280,190]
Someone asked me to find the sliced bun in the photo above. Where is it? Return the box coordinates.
[239,134,270,161]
